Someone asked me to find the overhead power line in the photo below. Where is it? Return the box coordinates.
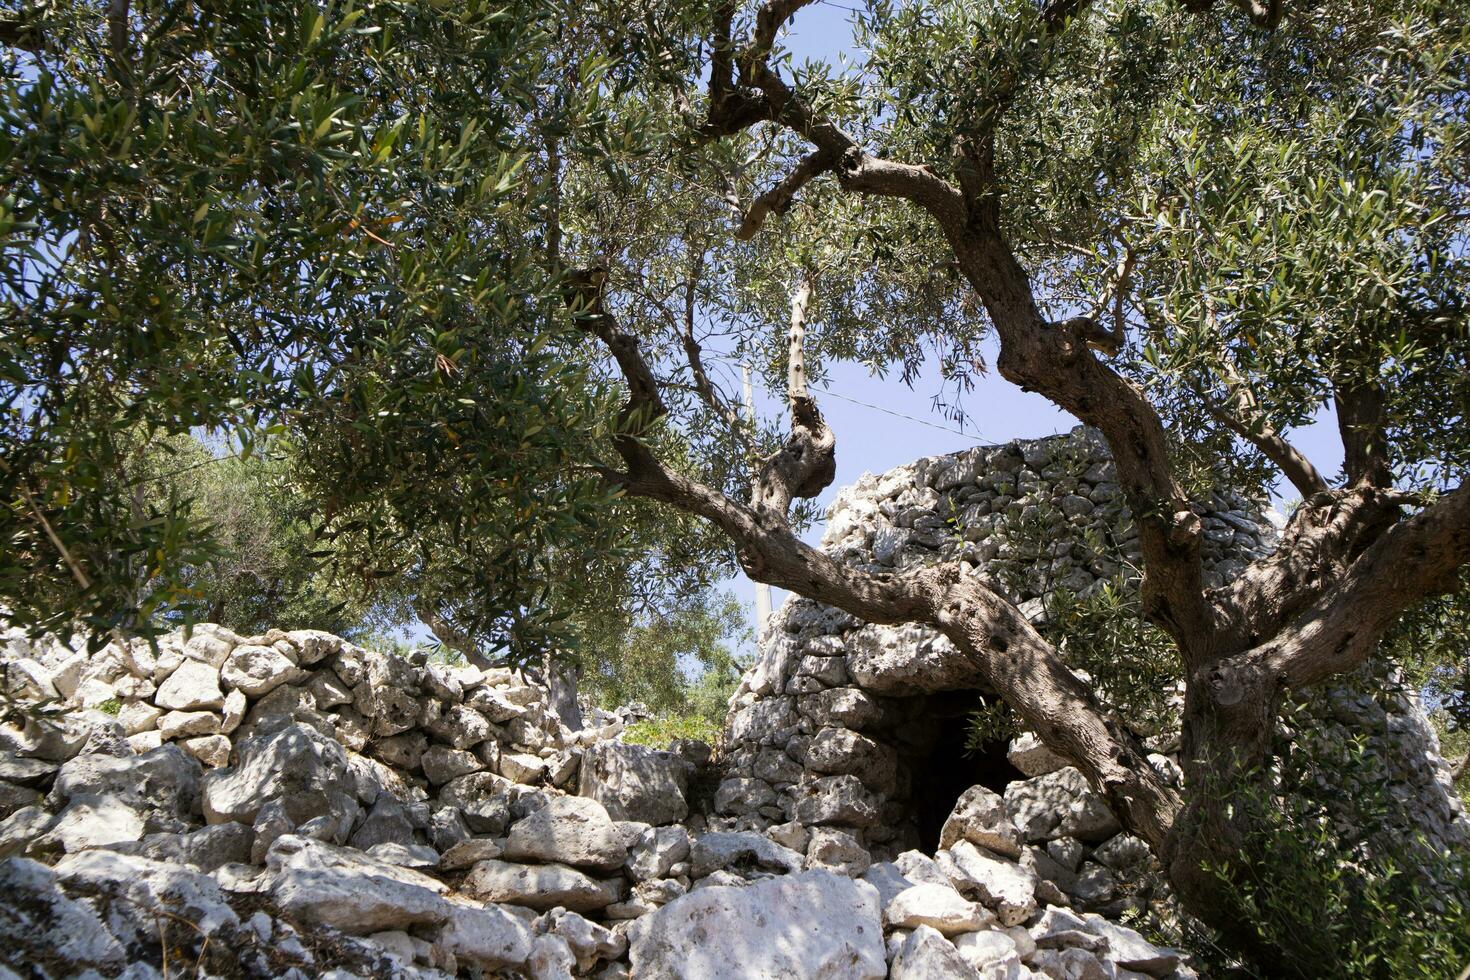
[705,352,987,443]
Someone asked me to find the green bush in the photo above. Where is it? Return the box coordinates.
[622,714,722,750]
[1190,738,1470,979]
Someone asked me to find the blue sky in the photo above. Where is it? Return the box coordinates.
[714,4,1345,629]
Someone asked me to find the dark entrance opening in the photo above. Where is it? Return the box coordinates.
[906,691,1025,853]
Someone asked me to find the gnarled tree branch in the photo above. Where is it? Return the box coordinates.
[1250,482,1470,688]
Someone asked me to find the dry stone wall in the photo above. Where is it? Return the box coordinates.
[0,613,1200,979]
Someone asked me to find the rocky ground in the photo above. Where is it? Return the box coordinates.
[0,621,1194,979]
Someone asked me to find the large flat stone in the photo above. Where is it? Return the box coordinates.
[627,869,886,979]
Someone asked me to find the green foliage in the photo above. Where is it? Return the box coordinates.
[1193,734,1470,978]
[136,433,409,639]
[0,0,620,653]
[623,712,723,750]
[581,591,750,719]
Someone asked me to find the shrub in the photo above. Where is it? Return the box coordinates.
[1188,734,1470,978]
[622,713,722,750]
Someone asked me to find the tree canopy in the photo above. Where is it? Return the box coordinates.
[3,0,1469,971]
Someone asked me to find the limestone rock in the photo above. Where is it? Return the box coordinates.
[220,644,303,696]
[107,823,252,871]
[422,745,482,785]
[942,840,1038,927]
[0,857,126,974]
[438,772,512,834]
[503,795,627,872]
[1082,914,1181,977]
[435,902,533,971]
[846,623,973,695]
[794,774,880,826]
[579,741,692,826]
[440,837,503,871]
[627,870,886,979]
[806,825,871,876]
[890,924,977,980]
[1005,768,1109,843]
[0,779,41,819]
[461,858,623,913]
[805,728,898,794]
[352,653,423,736]
[884,882,993,935]
[714,777,776,815]
[56,849,239,940]
[153,659,224,711]
[954,929,1022,973]
[626,825,691,882]
[689,830,803,878]
[202,721,351,825]
[42,795,145,852]
[349,795,415,850]
[1007,732,1070,777]
[181,733,231,768]
[1030,947,1110,980]
[52,744,201,830]
[0,805,55,858]
[539,907,627,972]
[940,784,1023,858]
[1031,907,1106,952]
[271,864,449,934]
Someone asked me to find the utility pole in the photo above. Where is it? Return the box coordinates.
[741,360,773,642]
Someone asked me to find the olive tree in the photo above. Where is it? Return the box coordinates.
[543,0,1468,962]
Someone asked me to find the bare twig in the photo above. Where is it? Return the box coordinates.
[19,486,91,591]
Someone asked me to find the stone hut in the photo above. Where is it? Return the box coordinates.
[714,427,1467,890]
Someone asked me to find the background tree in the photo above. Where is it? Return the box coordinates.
[0,0,620,651]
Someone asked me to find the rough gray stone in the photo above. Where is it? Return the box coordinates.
[503,795,627,872]
[462,859,623,913]
[940,784,1023,857]
[580,742,692,826]
[689,830,803,878]
[52,745,201,830]
[435,903,533,971]
[627,870,886,980]
[202,722,351,826]
[883,882,992,935]
[0,857,126,973]
[220,644,303,696]
[106,822,252,871]
[889,924,976,980]
[153,659,224,711]
[942,840,1038,927]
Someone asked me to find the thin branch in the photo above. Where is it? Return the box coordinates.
[677,250,756,453]
[1203,397,1328,499]
[743,0,821,74]
[751,269,834,516]
[735,148,835,240]
[20,486,91,591]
